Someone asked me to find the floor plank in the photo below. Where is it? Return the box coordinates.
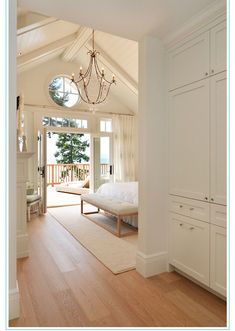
[9,211,226,327]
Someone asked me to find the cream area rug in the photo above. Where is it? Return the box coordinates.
[48,205,138,274]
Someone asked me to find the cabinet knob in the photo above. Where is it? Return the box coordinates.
[179,223,183,226]
[189,207,194,211]
[211,69,214,74]
[205,197,208,200]
[189,227,194,230]
[211,198,214,201]
[204,72,209,76]
[179,205,183,208]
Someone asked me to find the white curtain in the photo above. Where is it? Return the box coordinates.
[113,115,136,182]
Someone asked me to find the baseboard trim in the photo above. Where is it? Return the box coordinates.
[9,283,20,320]
[136,250,168,278]
[17,233,29,258]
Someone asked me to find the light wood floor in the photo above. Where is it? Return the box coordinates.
[10,211,226,328]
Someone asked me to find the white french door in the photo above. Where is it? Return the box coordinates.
[37,128,47,213]
[92,135,113,192]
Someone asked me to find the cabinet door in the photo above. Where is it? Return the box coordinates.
[210,72,227,205]
[168,31,209,90]
[210,225,226,296]
[169,80,210,201]
[169,213,210,286]
[210,21,227,75]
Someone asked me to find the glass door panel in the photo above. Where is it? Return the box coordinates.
[93,136,113,192]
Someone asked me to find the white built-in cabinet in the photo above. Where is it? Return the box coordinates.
[169,212,210,286]
[168,19,227,298]
[210,204,227,297]
[210,21,227,75]
[210,71,227,205]
[169,80,210,202]
[168,31,210,90]
[168,21,226,90]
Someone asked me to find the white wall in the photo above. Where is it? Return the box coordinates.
[9,0,20,320]
[136,36,168,277]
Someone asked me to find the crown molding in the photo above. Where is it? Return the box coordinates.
[163,0,226,49]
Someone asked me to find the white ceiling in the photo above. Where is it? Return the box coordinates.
[18,0,224,41]
[18,20,79,55]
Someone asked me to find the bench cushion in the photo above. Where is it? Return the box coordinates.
[81,194,138,216]
[27,194,41,203]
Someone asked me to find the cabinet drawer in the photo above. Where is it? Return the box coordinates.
[169,195,209,222]
[169,214,210,286]
[210,204,226,228]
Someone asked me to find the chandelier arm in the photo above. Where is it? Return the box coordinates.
[82,56,93,80]
[95,81,104,103]
[94,57,103,78]
[83,81,91,103]
[93,59,103,84]
[70,30,115,105]
[99,83,112,103]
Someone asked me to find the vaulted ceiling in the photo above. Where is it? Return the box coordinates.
[17,0,224,113]
[17,10,138,113]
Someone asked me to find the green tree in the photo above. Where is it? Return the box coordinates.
[54,133,89,164]
[54,132,90,181]
[49,77,69,106]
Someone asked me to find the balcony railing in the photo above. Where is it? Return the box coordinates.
[47,163,109,187]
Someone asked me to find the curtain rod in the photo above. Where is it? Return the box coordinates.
[24,103,135,117]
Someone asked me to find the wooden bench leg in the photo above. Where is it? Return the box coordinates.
[27,205,31,221]
[117,216,121,237]
[81,199,83,214]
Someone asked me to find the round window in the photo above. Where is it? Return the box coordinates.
[48,76,80,107]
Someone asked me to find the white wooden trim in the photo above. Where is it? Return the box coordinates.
[62,27,92,61]
[16,233,29,258]
[136,251,168,278]
[17,32,77,72]
[17,17,59,36]
[9,284,20,320]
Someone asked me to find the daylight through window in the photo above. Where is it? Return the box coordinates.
[48,76,80,107]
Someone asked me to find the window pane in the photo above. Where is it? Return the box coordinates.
[100,120,105,132]
[106,121,112,132]
[70,119,76,128]
[48,76,80,108]
[81,120,87,129]
[56,118,63,127]
[62,118,69,127]
[50,117,57,126]
[42,117,49,126]
[75,119,82,128]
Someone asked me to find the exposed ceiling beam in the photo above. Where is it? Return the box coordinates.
[62,27,92,62]
[17,17,59,36]
[17,32,77,71]
[86,41,138,95]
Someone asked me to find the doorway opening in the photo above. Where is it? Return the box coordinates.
[46,131,91,208]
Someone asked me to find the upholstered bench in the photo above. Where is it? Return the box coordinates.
[81,194,138,237]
